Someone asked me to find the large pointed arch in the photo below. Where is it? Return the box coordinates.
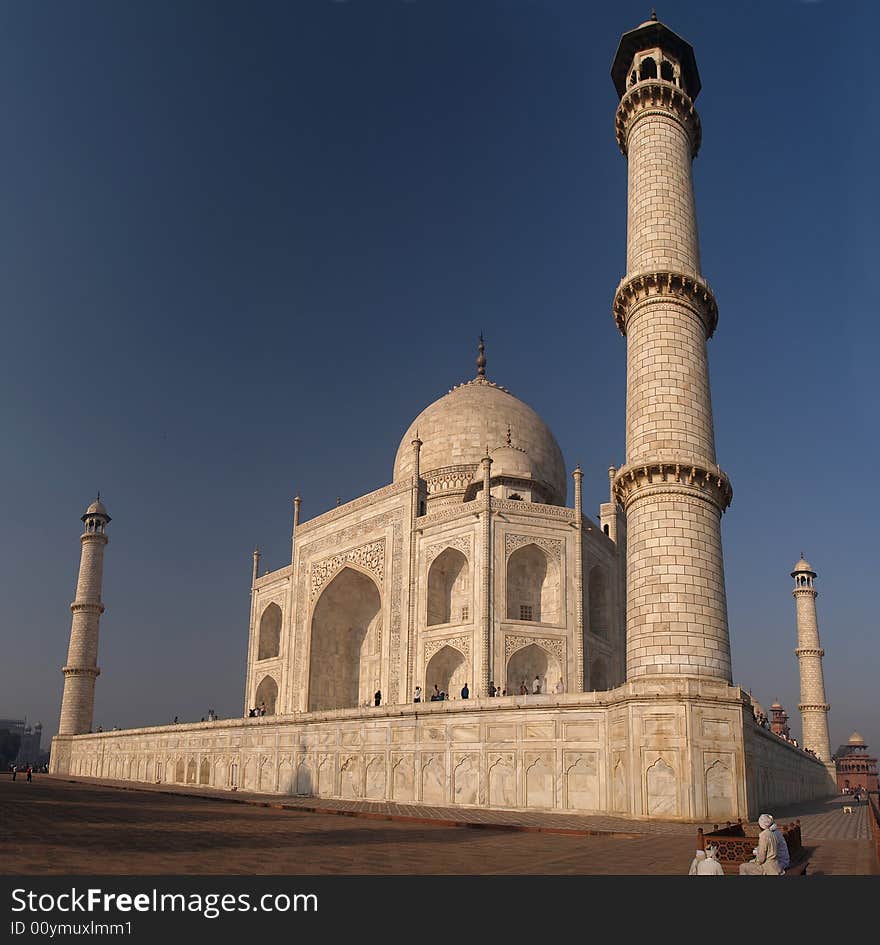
[308,565,382,711]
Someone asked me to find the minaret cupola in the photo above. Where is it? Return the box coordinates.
[611,12,701,99]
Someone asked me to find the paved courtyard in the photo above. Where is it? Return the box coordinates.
[2,775,875,875]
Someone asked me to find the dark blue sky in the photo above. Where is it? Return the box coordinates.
[2,1,876,755]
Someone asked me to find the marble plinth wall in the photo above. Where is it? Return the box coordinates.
[50,681,832,822]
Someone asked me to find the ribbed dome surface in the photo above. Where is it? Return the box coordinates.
[394,376,567,505]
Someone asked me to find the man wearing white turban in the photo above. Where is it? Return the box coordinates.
[688,850,706,875]
[738,813,783,875]
[695,845,725,875]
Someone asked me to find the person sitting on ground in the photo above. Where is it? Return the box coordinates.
[738,813,782,875]
[696,845,724,875]
[431,684,441,702]
[688,850,706,875]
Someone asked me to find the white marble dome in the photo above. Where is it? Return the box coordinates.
[83,496,110,520]
[394,375,567,505]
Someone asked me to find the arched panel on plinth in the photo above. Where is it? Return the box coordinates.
[705,758,734,821]
[646,757,678,817]
[295,760,314,796]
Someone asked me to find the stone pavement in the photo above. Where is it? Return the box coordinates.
[771,795,876,875]
[2,775,876,875]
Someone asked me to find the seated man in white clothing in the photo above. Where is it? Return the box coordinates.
[738,813,783,875]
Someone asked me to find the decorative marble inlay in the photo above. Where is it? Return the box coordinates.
[425,634,471,662]
[310,539,385,601]
[425,534,471,566]
[504,635,565,663]
[505,533,563,561]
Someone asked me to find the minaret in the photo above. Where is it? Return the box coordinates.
[610,17,733,681]
[58,497,110,735]
[791,556,832,764]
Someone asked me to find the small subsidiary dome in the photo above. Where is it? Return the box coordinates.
[83,496,110,520]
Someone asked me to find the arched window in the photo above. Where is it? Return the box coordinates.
[506,544,560,623]
[588,566,609,638]
[308,566,382,711]
[425,645,468,698]
[505,643,561,695]
[255,675,278,715]
[257,602,282,660]
[639,56,657,80]
[427,547,470,626]
[660,59,674,82]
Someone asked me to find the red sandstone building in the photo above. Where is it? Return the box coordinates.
[834,733,879,795]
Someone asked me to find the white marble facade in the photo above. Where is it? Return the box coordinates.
[245,371,626,721]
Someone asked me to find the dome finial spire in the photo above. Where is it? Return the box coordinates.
[649,8,658,21]
[476,332,486,377]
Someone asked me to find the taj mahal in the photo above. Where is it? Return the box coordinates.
[50,16,837,820]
